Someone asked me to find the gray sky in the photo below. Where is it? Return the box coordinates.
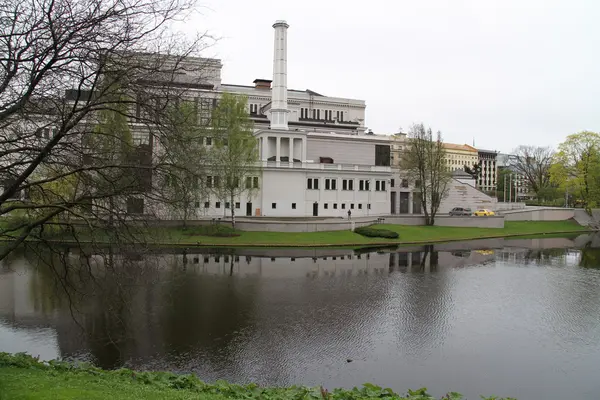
[194,0,598,153]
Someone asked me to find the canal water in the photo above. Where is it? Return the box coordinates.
[1,235,600,400]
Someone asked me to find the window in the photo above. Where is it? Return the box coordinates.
[415,180,421,188]
[215,202,221,208]
[375,180,386,191]
[351,204,354,209]
[206,176,213,188]
[401,179,409,188]
[312,109,316,119]
[333,203,338,209]
[324,203,329,209]
[325,178,337,190]
[391,179,395,188]
[214,176,220,188]
[194,201,200,208]
[272,203,276,209]
[205,137,212,145]
[292,203,296,209]
[341,203,346,209]
[246,177,252,189]
[204,201,210,208]
[236,202,240,209]
[317,109,320,120]
[307,178,319,190]
[126,198,144,214]
[253,177,259,188]
[342,179,354,191]
[359,179,370,191]
[368,203,371,209]
[358,204,363,210]
[225,202,230,209]
[375,145,391,166]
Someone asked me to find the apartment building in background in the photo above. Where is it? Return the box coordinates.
[443,143,478,172]
[477,149,498,193]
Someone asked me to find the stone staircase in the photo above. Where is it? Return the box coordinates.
[439,179,498,214]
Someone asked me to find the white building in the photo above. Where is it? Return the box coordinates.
[190,20,391,219]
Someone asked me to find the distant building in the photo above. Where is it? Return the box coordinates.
[442,143,478,173]
[477,149,498,193]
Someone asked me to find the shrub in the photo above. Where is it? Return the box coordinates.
[354,226,399,239]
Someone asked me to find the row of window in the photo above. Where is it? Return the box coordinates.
[307,178,387,191]
[198,202,372,210]
[299,108,345,122]
[184,253,371,265]
[166,176,260,189]
[206,176,259,189]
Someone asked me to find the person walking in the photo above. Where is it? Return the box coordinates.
[347,210,351,220]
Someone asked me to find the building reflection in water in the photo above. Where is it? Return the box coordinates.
[0,235,599,399]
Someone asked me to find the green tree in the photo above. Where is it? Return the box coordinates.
[208,93,259,228]
[550,131,600,212]
[401,123,451,225]
[86,91,136,227]
[161,101,208,227]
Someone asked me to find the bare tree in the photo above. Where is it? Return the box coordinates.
[401,123,451,225]
[207,93,259,228]
[509,145,554,198]
[0,0,217,259]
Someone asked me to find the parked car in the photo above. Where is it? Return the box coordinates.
[473,209,496,217]
[449,207,472,216]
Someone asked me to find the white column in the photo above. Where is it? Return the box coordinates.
[408,192,414,214]
[270,21,289,130]
[276,136,281,162]
[289,138,294,166]
[302,138,307,162]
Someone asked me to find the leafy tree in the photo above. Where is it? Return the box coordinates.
[161,101,208,227]
[550,131,600,212]
[509,145,554,198]
[207,93,259,228]
[401,123,451,225]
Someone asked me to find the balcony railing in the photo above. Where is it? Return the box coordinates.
[261,160,390,173]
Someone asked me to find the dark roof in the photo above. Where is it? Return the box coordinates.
[253,78,272,83]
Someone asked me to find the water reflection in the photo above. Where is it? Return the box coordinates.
[1,235,600,399]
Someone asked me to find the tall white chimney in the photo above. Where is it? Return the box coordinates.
[270,20,289,130]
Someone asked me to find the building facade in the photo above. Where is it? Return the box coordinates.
[184,20,391,219]
[443,143,478,173]
[477,149,498,193]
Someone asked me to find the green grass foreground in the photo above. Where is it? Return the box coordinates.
[0,353,516,400]
[156,220,588,247]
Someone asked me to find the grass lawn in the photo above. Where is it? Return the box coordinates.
[152,220,587,246]
[5,220,590,248]
[0,352,517,400]
[0,367,226,400]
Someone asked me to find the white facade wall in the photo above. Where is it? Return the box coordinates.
[260,169,389,218]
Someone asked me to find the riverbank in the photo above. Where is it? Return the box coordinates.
[27,220,592,248]
[0,353,515,400]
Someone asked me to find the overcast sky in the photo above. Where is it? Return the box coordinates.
[191,0,598,153]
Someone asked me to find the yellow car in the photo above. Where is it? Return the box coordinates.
[473,209,495,217]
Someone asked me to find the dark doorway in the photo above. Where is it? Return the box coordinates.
[390,191,397,214]
[246,202,252,217]
[400,192,409,214]
[313,202,318,216]
[412,193,422,214]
